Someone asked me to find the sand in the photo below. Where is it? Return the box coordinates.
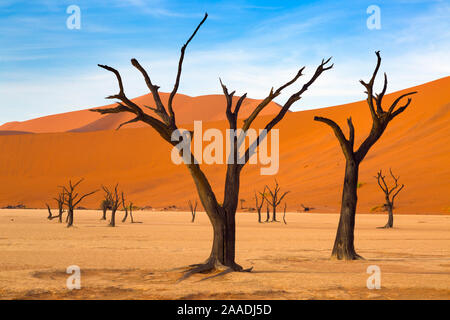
[0,209,449,300]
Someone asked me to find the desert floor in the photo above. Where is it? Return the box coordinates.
[0,209,449,300]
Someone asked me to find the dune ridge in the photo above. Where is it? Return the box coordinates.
[0,77,448,214]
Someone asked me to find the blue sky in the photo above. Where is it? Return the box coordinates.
[0,0,449,124]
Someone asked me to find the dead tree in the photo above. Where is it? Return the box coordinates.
[61,179,97,227]
[91,13,332,279]
[46,190,66,223]
[314,51,416,260]
[189,200,198,223]
[260,181,289,222]
[301,204,314,212]
[100,188,113,220]
[102,185,120,227]
[283,203,287,225]
[128,202,135,223]
[121,192,129,222]
[239,199,246,210]
[375,169,404,229]
[254,191,265,223]
[265,204,270,222]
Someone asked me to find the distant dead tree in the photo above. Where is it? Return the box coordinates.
[265,204,270,222]
[121,192,136,223]
[283,203,287,224]
[100,188,113,220]
[102,185,120,227]
[314,51,416,260]
[91,12,332,279]
[254,191,265,223]
[260,181,290,222]
[46,190,66,223]
[375,169,405,229]
[300,204,314,212]
[61,179,97,227]
[239,199,246,210]
[189,200,198,223]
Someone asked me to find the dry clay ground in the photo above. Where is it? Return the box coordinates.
[0,209,449,300]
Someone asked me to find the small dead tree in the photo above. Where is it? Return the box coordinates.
[100,188,113,220]
[91,12,332,279]
[121,192,129,223]
[46,190,66,223]
[314,51,416,260]
[265,204,270,222]
[300,204,314,212]
[283,203,287,224]
[128,202,135,223]
[189,200,198,223]
[254,191,265,223]
[102,184,120,227]
[375,169,405,229]
[260,181,289,222]
[239,199,246,210]
[61,179,97,227]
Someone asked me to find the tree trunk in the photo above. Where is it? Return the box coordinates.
[208,209,237,267]
[129,205,134,223]
[101,207,107,220]
[58,208,63,223]
[265,205,270,222]
[122,207,128,223]
[109,209,116,227]
[67,209,74,228]
[257,208,261,223]
[382,202,394,228]
[272,206,277,222]
[331,159,363,260]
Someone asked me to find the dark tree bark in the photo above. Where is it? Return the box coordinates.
[254,191,265,223]
[129,202,135,223]
[265,204,270,223]
[60,179,97,228]
[283,203,287,225]
[100,188,113,220]
[90,13,332,279]
[375,169,405,228]
[314,51,416,260]
[46,189,66,222]
[260,181,289,223]
[121,192,128,223]
[102,185,120,227]
[189,200,198,223]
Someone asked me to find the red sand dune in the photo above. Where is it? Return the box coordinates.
[0,93,282,133]
[0,77,448,214]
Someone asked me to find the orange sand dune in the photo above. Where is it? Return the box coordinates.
[0,93,282,133]
[0,77,448,214]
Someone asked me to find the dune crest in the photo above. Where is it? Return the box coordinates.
[0,77,448,214]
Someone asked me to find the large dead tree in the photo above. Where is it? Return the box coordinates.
[314,51,416,260]
[61,179,97,227]
[254,191,265,223]
[46,190,66,223]
[375,169,404,229]
[91,13,332,279]
[260,181,289,222]
[102,185,120,227]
